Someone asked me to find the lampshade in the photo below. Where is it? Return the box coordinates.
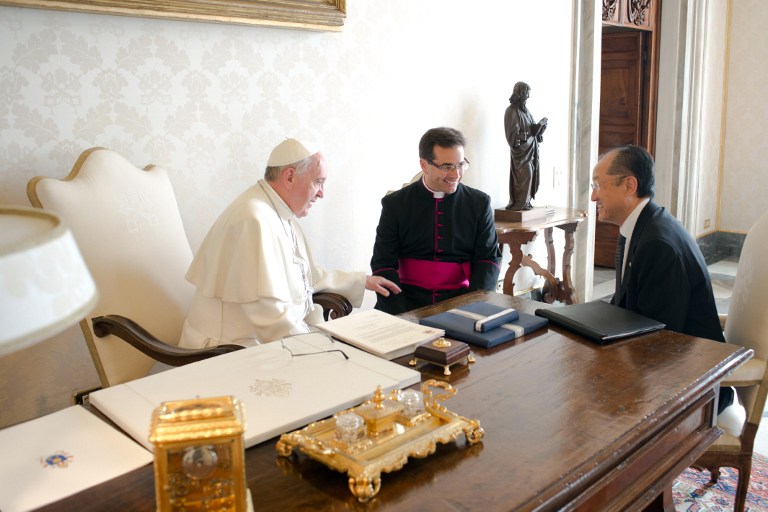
[0,206,98,356]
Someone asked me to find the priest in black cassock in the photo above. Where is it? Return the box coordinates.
[370,127,502,315]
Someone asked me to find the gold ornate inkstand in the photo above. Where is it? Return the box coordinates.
[409,337,475,376]
[276,379,484,502]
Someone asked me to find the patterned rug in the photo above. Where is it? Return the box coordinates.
[674,453,768,511]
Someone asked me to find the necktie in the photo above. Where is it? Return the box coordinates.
[614,235,626,298]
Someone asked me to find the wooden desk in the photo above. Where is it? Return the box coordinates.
[496,207,587,304]
[39,291,749,512]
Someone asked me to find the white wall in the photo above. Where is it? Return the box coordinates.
[0,1,575,426]
[655,0,768,236]
[720,0,768,232]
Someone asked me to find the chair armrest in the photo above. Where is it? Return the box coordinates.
[92,315,245,367]
[721,357,767,387]
[313,292,353,320]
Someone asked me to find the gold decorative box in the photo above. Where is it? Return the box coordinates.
[149,396,247,511]
[276,379,484,502]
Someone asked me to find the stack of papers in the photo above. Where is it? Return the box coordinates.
[318,309,444,360]
[0,406,152,512]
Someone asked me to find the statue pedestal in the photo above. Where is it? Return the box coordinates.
[494,206,554,222]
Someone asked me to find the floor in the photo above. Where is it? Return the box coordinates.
[595,257,768,455]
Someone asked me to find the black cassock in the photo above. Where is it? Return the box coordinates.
[371,179,501,315]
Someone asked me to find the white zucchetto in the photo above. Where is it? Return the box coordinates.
[267,138,319,167]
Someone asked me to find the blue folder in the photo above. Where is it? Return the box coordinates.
[418,301,548,348]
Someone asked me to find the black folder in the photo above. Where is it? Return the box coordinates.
[534,301,665,344]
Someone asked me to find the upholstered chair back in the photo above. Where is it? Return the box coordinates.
[28,148,194,387]
[724,209,768,425]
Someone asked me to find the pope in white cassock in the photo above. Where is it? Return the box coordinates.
[180,138,400,349]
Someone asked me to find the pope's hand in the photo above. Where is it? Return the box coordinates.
[365,276,401,297]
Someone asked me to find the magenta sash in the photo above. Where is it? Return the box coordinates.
[398,258,471,290]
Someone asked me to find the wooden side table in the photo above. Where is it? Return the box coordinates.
[495,207,587,304]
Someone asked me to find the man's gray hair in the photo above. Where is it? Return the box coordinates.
[264,155,314,181]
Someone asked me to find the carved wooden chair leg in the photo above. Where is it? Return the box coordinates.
[735,460,751,512]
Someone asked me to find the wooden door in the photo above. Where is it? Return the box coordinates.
[595,27,658,267]
[595,31,644,267]
[599,31,646,154]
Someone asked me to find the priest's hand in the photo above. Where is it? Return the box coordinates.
[365,276,401,297]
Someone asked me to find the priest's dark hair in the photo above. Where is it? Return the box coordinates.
[418,127,466,161]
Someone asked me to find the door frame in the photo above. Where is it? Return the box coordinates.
[570,0,709,301]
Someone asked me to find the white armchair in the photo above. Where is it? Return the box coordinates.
[693,209,768,512]
[27,148,351,388]
[27,148,246,387]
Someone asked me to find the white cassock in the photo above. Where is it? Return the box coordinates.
[180,180,365,348]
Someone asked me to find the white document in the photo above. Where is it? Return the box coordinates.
[0,406,152,512]
[318,309,444,360]
[89,333,421,451]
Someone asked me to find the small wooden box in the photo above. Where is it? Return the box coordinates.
[410,338,473,375]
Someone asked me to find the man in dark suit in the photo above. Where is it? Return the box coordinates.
[591,145,733,413]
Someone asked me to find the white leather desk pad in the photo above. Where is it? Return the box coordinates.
[90,333,421,451]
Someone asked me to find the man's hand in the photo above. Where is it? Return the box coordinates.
[365,275,401,297]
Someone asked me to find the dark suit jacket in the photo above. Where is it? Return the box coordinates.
[612,202,732,412]
[612,201,724,342]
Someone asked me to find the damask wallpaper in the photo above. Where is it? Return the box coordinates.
[0,1,575,426]
[3,0,762,429]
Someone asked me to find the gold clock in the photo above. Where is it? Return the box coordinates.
[149,396,247,511]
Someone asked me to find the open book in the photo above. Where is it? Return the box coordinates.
[318,309,444,360]
[531,117,548,137]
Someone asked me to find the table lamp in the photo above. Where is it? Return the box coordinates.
[0,206,97,356]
